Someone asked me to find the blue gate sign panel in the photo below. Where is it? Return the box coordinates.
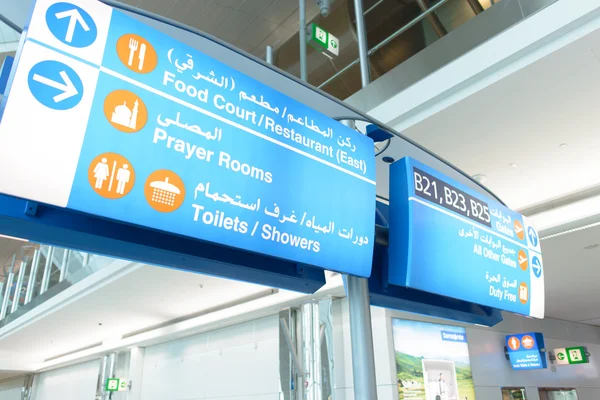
[0,0,376,277]
[506,333,547,370]
[389,157,544,318]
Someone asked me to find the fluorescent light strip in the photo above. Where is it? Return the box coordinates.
[528,194,600,232]
[541,221,600,241]
[0,234,28,242]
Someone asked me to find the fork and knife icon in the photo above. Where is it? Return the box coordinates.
[127,38,147,71]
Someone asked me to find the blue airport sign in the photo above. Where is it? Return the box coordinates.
[0,0,376,277]
[388,158,544,317]
[506,332,547,370]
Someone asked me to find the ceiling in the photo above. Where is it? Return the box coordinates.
[399,26,600,212]
[0,264,272,363]
[118,0,322,56]
[399,25,600,324]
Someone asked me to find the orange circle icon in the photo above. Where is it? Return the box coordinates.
[518,250,528,271]
[88,153,135,199]
[521,335,535,349]
[519,282,529,304]
[104,89,148,133]
[508,336,520,351]
[144,170,186,213]
[514,220,524,240]
[116,34,158,74]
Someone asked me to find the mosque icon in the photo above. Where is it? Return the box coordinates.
[111,99,139,130]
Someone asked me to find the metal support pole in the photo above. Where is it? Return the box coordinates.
[353,0,371,87]
[97,355,109,399]
[346,275,377,399]
[107,352,116,377]
[21,374,34,400]
[102,353,117,400]
[82,252,90,267]
[301,302,322,399]
[40,246,54,295]
[266,45,273,65]
[59,249,70,282]
[11,261,26,313]
[466,0,484,14]
[24,249,40,305]
[416,0,447,38]
[0,255,16,320]
[318,0,451,89]
[299,0,307,81]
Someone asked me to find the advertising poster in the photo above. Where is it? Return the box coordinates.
[392,319,476,400]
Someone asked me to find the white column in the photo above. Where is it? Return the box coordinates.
[127,347,145,400]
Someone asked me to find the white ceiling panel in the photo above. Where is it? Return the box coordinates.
[215,8,256,43]
[237,0,277,16]
[168,0,213,28]
[191,2,235,33]
[138,0,175,15]
[237,17,279,48]
[262,0,298,24]
[214,0,246,8]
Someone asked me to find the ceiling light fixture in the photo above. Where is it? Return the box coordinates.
[529,194,600,232]
[509,163,517,168]
[541,221,600,241]
[472,174,487,184]
[559,143,568,148]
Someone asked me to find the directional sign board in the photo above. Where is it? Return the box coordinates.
[389,157,544,317]
[0,0,376,277]
[506,333,547,370]
[309,24,339,58]
[554,346,589,366]
[105,377,128,392]
[105,378,119,392]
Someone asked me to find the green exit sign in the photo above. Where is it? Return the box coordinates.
[105,378,128,392]
[554,346,589,365]
[308,23,339,58]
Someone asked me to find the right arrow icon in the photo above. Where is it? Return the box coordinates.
[28,60,84,110]
[32,70,78,103]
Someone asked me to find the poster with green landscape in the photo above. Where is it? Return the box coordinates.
[392,319,476,400]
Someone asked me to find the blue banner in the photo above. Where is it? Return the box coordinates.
[440,330,467,343]
[506,333,547,370]
[0,0,376,277]
[388,158,544,317]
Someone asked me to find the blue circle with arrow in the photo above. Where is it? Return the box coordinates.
[531,256,542,278]
[527,226,538,247]
[46,2,97,48]
[28,60,83,110]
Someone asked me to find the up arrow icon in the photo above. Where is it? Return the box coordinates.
[55,8,90,43]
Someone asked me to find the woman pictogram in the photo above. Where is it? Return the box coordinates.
[93,157,110,189]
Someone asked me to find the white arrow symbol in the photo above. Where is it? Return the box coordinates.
[532,259,541,275]
[55,8,90,43]
[32,71,79,103]
[528,229,537,244]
